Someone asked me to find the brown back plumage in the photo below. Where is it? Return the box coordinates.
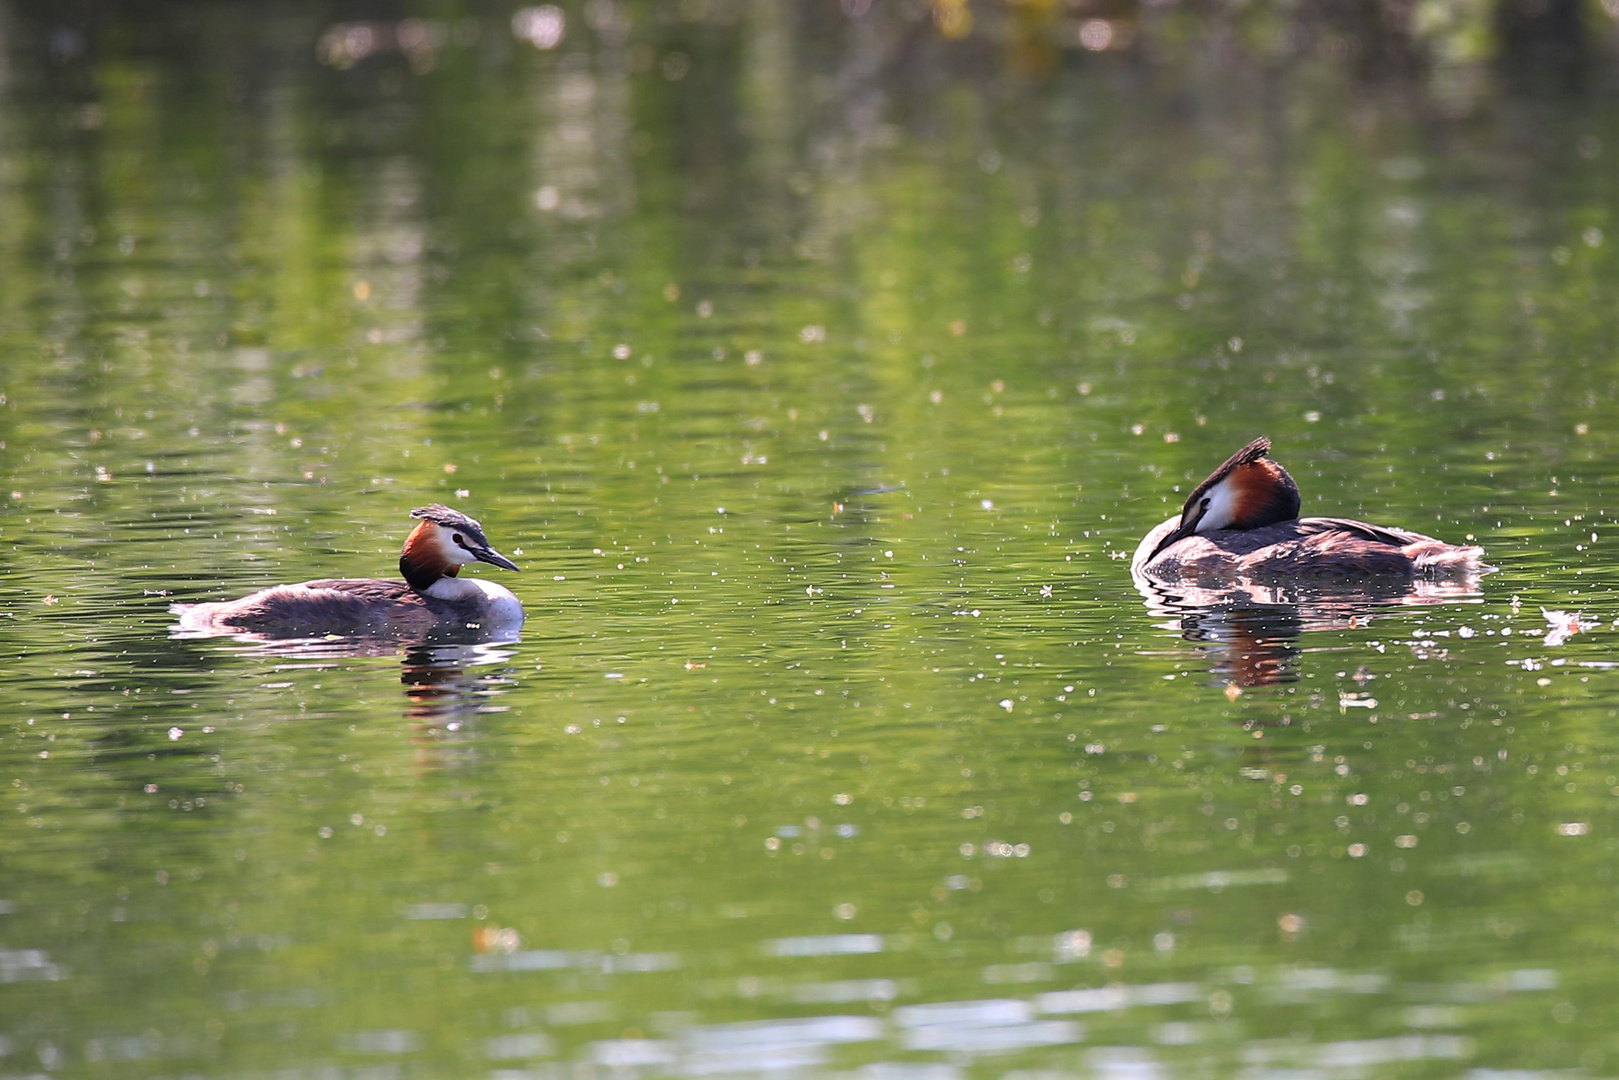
[179,580,435,636]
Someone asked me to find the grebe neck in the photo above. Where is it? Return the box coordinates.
[400,551,456,592]
[398,516,464,592]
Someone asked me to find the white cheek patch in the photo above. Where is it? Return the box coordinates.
[427,525,478,566]
[1196,478,1239,533]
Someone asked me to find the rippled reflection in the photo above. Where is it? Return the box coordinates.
[1134,570,1487,687]
[170,619,521,653]
[171,623,519,735]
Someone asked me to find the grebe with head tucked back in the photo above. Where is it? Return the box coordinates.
[173,505,523,639]
[1132,438,1490,581]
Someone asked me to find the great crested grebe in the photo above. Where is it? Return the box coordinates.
[1132,438,1490,581]
[174,505,523,639]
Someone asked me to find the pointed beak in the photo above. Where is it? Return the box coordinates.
[1147,502,1207,562]
[1146,521,1196,562]
[471,544,520,572]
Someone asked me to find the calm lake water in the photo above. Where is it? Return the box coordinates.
[2,4,1618,1078]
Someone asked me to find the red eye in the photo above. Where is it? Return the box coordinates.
[452,533,464,546]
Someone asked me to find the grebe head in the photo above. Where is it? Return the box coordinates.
[399,504,520,592]
[1146,437,1301,561]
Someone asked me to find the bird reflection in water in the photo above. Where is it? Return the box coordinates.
[171,621,521,756]
[1134,574,1486,689]
[399,641,518,764]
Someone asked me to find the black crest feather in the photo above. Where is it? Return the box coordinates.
[411,504,489,546]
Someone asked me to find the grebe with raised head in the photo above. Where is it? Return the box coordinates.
[1132,438,1490,581]
[173,505,523,639]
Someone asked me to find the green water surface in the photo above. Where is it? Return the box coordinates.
[1,4,1617,1078]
